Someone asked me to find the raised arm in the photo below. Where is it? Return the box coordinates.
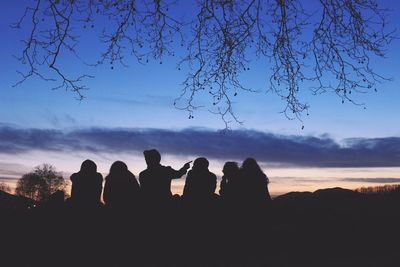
[168,161,191,179]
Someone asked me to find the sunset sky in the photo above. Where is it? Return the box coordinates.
[1,0,400,196]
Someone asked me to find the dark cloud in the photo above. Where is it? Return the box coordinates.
[0,126,400,168]
[341,178,400,183]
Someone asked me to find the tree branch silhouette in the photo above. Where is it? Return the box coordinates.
[13,0,395,128]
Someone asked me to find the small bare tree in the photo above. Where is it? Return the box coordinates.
[12,0,395,128]
[15,164,67,202]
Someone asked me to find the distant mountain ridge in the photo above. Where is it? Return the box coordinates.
[2,185,399,209]
[274,187,359,202]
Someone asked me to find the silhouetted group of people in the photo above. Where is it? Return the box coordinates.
[68,149,271,209]
[5,150,400,267]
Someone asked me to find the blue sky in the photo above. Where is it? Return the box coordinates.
[1,0,400,195]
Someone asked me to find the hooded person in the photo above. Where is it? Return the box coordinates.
[70,159,103,208]
[183,157,217,201]
[103,161,140,209]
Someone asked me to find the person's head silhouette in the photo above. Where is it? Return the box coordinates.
[242,158,261,173]
[143,149,161,167]
[80,159,97,173]
[193,157,209,171]
[222,161,239,177]
[109,161,128,174]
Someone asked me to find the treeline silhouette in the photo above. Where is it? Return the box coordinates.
[1,150,400,267]
[356,184,400,195]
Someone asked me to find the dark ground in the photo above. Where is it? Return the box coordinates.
[1,187,399,267]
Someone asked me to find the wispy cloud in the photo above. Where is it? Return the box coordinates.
[93,94,173,106]
[341,178,400,183]
[93,96,148,106]
[42,110,77,127]
[0,176,20,180]
[0,162,30,180]
[0,126,399,168]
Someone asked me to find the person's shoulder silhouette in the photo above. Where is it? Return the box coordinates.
[70,159,103,207]
[139,149,190,201]
[183,157,217,200]
[103,161,140,208]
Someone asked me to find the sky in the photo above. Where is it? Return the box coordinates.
[1,0,400,196]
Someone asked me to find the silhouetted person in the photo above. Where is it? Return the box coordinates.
[219,161,241,201]
[240,158,271,202]
[183,157,217,201]
[70,159,103,208]
[139,149,190,202]
[103,161,140,209]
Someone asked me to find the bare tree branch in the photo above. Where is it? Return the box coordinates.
[12,0,396,128]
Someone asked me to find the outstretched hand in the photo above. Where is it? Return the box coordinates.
[183,161,192,170]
